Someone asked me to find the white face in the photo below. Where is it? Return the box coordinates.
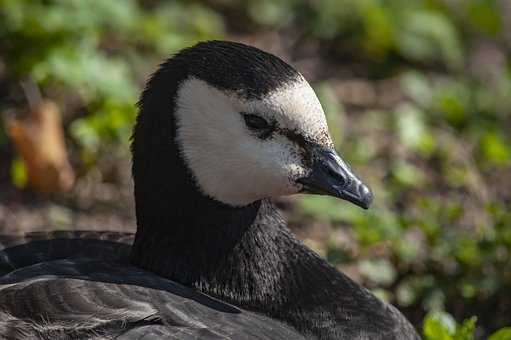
[175,76,334,206]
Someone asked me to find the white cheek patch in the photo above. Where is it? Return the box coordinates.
[175,78,307,207]
[174,76,333,207]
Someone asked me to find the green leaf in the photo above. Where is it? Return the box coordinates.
[396,280,417,307]
[393,161,426,187]
[489,327,511,340]
[480,133,511,167]
[454,316,477,340]
[10,157,27,188]
[397,10,463,69]
[467,1,502,37]
[358,259,397,285]
[309,0,360,39]
[432,81,471,129]
[70,118,101,153]
[248,0,294,27]
[423,311,456,340]
[360,1,395,57]
[401,71,432,108]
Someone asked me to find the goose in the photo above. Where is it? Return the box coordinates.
[0,41,419,339]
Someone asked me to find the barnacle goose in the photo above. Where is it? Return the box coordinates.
[0,41,419,339]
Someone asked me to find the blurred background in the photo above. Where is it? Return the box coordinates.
[0,0,510,338]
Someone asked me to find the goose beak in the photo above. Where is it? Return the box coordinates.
[297,147,373,209]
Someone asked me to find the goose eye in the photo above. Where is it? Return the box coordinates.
[242,113,275,139]
[243,114,271,131]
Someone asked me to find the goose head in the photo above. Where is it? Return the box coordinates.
[134,41,373,209]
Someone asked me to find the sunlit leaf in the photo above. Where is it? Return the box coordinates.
[397,10,463,69]
[358,259,397,285]
[489,327,511,340]
[401,71,432,108]
[10,157,27,188]
[480,133,511,167]
[423,311,456,340]
[454,316,476,340]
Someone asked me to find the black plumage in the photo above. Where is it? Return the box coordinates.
[0,41,419,339]
[0,232,303,339]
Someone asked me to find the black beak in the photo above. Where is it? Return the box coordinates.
[297,147,373,209]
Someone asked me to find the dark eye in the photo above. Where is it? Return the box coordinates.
[243,114,270,130]
[242,113,275,138]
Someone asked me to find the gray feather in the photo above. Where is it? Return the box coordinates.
[0,232,304,340]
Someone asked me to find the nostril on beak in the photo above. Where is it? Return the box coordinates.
[324,163,346,187]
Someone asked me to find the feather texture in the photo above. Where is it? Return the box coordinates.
[0,231,304,340]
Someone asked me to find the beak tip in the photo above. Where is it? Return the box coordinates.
[358,184,374,209]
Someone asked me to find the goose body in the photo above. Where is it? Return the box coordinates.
[0,41,419,339]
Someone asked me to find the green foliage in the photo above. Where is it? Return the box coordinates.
[1,0,224,159]
[423,311,458,340]
[423,312,511,340]
[489,328,511,340]
[423,312,477,340]
[1,0,510,336]
[292,2,511,334]
[298,4,511,324]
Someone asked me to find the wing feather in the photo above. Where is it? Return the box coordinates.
[0,233,304,339]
